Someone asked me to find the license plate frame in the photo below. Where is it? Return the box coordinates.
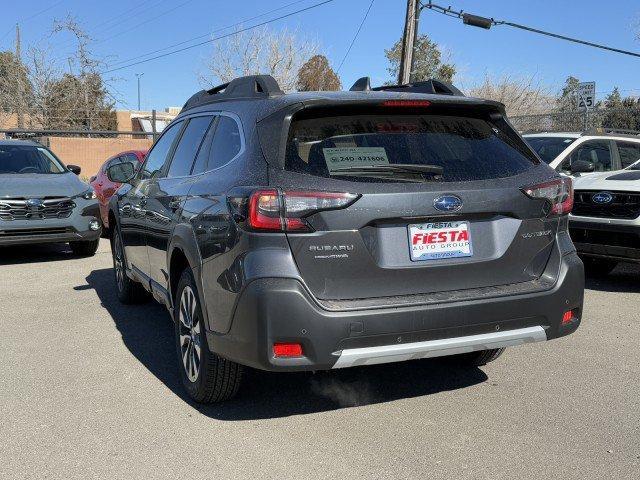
[408,221,473,261]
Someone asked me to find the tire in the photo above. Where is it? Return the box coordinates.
[70,238,100,257]
[174,268,243,403]
[582,257,618,277]
[453,348,505,367]
[111,228,149,304]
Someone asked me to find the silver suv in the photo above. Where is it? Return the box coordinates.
[0,139,101,255]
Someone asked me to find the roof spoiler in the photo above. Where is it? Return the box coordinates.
[349,76,464,96]
[183,74,284,111]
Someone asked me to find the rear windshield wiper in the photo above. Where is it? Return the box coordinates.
[330,164,444,181]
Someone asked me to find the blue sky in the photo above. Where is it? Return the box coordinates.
[1,0,639,110]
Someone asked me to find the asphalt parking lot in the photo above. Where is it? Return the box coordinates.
[0,239,638,479]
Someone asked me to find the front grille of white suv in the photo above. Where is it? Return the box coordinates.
[573,191,640,220]
[0,197,76,221]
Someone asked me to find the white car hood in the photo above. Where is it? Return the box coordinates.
[572,170,640,192]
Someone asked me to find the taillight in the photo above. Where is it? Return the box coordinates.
[248,189,358,232]
[522,177,573,215]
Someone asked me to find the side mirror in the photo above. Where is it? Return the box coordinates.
[107,162,136,184]
[570,160,595,174]
[67,164,81,175]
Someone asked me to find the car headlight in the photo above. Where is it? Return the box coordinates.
[74,188,97,200]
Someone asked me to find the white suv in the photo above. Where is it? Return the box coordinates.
[524,130,640,175]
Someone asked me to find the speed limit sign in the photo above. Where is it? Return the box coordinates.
[578,82,596,110]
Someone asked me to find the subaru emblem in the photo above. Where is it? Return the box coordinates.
[26,198,44,209]
[591,192,613,204]
[433,195,463,212]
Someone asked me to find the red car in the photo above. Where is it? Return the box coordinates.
[90,150,146,231]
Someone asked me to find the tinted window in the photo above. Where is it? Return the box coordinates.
[167,116,214,177]
[565,140,612,173]
[524,136,576,164]
[191,117,217,175]
[616,141,640,169]
[0,146,65,174]
[285,113,537,182]
[140,121,183,179]
[209,116,242,169]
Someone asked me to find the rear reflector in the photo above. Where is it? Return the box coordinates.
[248,189,359,232]
[522,177,574,215]
[562,309,577,324]
[273,343,303,358]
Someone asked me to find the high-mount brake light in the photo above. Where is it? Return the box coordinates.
[248,190,359,232]
[382,100,431,108]
[522,177,573,215]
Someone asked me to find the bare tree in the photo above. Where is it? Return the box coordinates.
[201,27,318,92]
[24,45,61,129]
[0,51,32,128]
[468,74,555,117]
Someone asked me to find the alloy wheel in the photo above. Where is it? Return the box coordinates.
[178,286,201,382]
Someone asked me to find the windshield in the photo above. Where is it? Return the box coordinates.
[0,145,66,174]
[285,113,537,183]
[524,136,576,164]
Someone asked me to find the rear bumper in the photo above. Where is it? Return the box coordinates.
[207,252,584,371]
[569,218,640,262]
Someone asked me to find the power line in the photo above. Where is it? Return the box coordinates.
[20,0,65,23]
[90,0,166,32]
[94,0,197,45]
[336,0,374,74]
[106,0,311,68]
[0,0,65,46]
[423,1,640,59]
[101,0,336,74]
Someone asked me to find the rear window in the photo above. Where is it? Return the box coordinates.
[524,136,576,164]
[285,113,538,182]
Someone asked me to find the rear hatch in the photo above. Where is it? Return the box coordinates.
[264,100,562,301]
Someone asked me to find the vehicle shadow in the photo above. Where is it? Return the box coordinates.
[585,263,640,294]
[79,268,489,420]
[0,243,76,265]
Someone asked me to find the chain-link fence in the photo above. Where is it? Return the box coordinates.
[510,107,640,134]
[0,129,155,180]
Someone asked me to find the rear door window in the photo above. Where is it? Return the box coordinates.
[616,141,640,169]
[285,113,537,182]
[167,116,214,178]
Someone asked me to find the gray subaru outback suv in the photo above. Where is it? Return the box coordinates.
[107,75,584,403]
[0,139,101,255]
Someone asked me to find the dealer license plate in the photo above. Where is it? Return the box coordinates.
[408,221,473,261]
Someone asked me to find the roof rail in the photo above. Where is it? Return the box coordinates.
[182,75,284,111]
[582,127,640,137]
[348,76,464,96]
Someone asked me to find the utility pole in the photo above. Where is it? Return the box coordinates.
[135,73,144,111]
[15,23,24,129]
[398,0,421,85]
